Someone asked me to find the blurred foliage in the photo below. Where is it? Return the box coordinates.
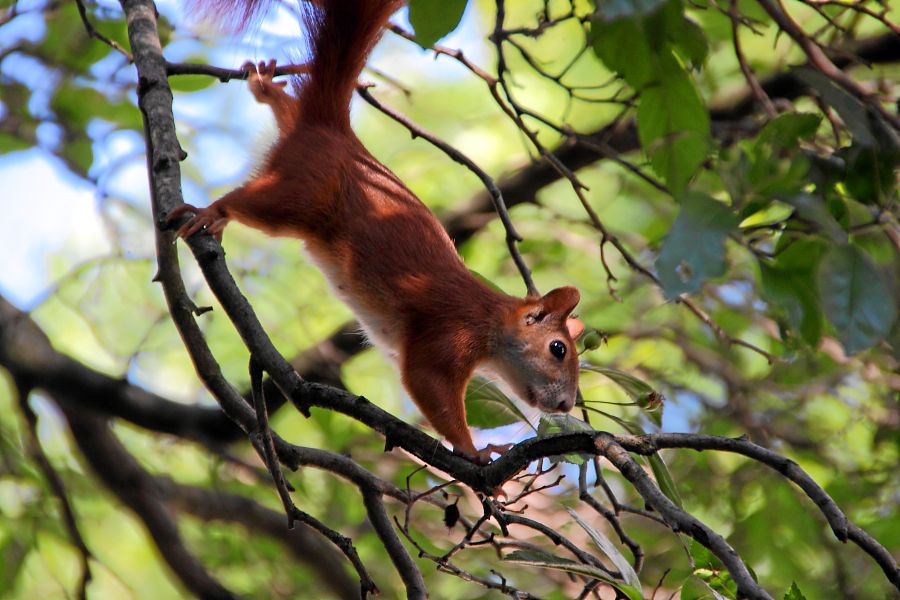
[0,0,898,598]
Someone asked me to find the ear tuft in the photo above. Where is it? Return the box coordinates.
[540,286,581,320]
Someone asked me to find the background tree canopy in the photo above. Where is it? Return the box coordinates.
[0,0,897,598]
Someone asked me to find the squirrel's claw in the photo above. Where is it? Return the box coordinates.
[167,204,228,241]
[454,442,513,466]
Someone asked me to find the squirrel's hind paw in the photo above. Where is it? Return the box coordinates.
[456,443,514,466]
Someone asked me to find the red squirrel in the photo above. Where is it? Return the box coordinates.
[169,0,585,463]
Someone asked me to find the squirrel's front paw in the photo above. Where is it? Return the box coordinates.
[243,59,287,101]
[167,204,228,241]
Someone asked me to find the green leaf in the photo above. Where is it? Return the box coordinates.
[51,83,106,130]
[681,576,731,599]
[408,0,468,47]
[592,0,711,190]
[60,137,94,175]
[537,413,594,435]
[782,192,846,243]
[0,133,33,154]
[0,533,29,596]
[760,262,823,346]
[783,582,808,600]
[579,364,664,412]
[42,4,111,71]
[170,75,217,93]
[755,113,821,151]
[591,17,656,89]
[504,549,644,600]
[637,52,710,191]
[566,506,643,593]
[669,16,708,67]
[591,408,645,435]
[817,244,897,354]
[837,143,900,206]
[694,568,738,598]
[464,376,530,429]
[656,0,708,68]
[537,414,594,465]
[648,451,684,508]
[656,192,738,297]
[794,68,875,146]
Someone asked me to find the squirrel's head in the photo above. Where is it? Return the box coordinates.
[493,286,584,413]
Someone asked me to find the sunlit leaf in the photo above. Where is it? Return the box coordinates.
[464,376,530,429]
[681,576,732,600]
[637,52,710,191]
[784,582,808,600]
[565,507,643,591]
[505,548,644,600]
[537,413,594,465]
[170,74,217,93]
[648,452,683,508]
[580,364,664,411]
[0,133,32,154]
[42,4,111,70]
[591,17,656,89]
[60,137,94,175]
[408,0,468,47]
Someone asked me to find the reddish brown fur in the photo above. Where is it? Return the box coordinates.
[172,0,583,463]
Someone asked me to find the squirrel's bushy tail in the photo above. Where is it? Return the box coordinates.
[190,0,400,130]
[299,0,401,129]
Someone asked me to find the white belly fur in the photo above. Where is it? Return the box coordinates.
[303,242,402,362]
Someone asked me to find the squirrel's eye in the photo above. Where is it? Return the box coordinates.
[549,340,566,360]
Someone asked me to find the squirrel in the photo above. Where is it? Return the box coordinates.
[169,0,585,464]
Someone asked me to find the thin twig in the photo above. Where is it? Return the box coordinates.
[756,0,900,130]
[75,0,133,60]
[730,0,777,117]
[356,85,538,296]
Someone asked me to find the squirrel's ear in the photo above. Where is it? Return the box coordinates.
[539,286,580,320]
[566,317,585,340]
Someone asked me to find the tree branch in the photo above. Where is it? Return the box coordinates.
[58,398,238,599]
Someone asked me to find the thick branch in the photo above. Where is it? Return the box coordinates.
[362,491,427,599]
[3,288,896,592]
[595,435,771,600]
[58,398,238,599]
[160,477,360,599]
